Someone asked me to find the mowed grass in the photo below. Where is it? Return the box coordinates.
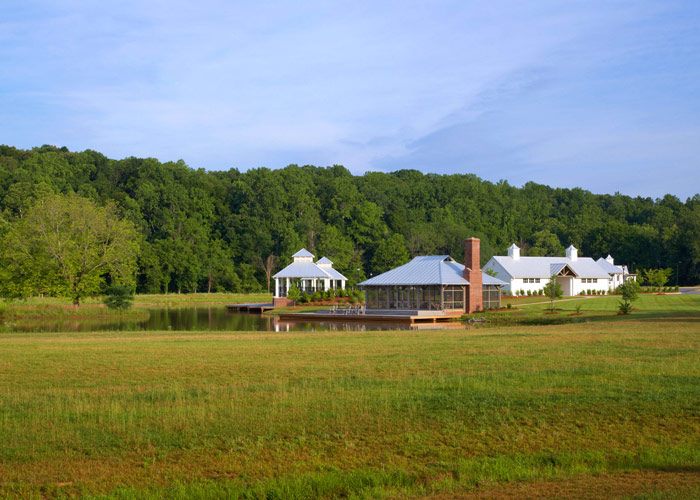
[520,293,700,318]
[0,297,699,498]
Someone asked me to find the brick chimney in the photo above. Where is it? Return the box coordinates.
[463,237,483,313]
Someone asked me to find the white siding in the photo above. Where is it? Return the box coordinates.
[571,278,610,295]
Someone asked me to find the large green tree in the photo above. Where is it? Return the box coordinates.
[0,194,140,305]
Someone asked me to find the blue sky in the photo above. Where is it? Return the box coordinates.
[1,1,699,198]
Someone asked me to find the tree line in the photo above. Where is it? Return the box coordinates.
[0,144,698,297]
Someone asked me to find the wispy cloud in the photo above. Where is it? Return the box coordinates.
[0,0,698,197]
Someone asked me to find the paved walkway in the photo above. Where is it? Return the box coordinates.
[680,287,700,295]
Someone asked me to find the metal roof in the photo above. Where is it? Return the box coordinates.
[549,263,575,277]
[358,255,507,287]
[273,254,348,280]
[273,262,331,279]
[596,257,624,274]
[323,267,347,280]
[488,255,610,279]
[292,248,315,258]
[316,257,333,265]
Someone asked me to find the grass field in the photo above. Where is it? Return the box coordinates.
[0,295,699,499]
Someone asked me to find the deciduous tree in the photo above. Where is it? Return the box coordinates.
[0,194,140,305]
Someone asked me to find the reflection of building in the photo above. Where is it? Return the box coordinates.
[272,249,347,306]
[484,244,613,296]
[358,238,506,313]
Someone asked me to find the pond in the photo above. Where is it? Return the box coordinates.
[3,307,466,333]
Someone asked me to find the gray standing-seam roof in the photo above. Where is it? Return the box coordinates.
[490,256,610,279]
[358,255,507,287]
[549,263,573,277]
[273,255,348,281]
[316,257,333,265]
[596,257,624,274]
[292,248,315,258]
[273,262,331,279]
[323,267,347,280]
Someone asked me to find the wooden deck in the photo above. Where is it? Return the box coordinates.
[226,302,276,313]
[277,311,463,324]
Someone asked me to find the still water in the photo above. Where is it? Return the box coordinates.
[5,307,463,333]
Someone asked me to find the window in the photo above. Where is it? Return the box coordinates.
[523,278,541,284]
[443,285,465,310]
[581,278,598,284]
[482,285,501,309]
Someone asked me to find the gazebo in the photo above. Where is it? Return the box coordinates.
[272,249,347,306]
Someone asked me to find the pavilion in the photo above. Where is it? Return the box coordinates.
[358,238,506,313]
[272,249,347,306]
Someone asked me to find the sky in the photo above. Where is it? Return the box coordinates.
[1,1,699,199]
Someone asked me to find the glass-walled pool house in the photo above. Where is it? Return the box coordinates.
[358,255,506,313]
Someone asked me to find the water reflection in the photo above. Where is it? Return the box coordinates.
[5,307,465,333]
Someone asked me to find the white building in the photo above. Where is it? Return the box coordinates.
[484,244,611,296]
[596,255,637,291]
[272,249,347,304]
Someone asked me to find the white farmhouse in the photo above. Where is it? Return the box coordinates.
[484,244,610,296]
[272,249,347,306]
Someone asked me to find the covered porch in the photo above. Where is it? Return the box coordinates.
[275,277,345,298]
[364,284,501,312]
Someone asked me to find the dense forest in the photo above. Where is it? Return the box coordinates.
[1,144,698,293]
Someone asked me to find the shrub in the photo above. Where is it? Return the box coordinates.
[311,292,322,302]
[299,292,310,304]
[287,284,301,303]
[618,280,641,315]
[103,285,135,311]
[618,301,633,314]
[580,291,585,296]
[575,303,582,314]
[527,289,532,296]
[675,286,679,292]
[506,303,512,309]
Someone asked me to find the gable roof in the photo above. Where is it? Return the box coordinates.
[489,255,610,279]
[272,256,348,280]
[316,257,333,265]
[596,257,624,274]
[358,255,507,287]
[550,262,575,277]
[292,248,314,258]
[273,261,331,279]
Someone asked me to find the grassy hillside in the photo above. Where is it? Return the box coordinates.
[1,296,699,498]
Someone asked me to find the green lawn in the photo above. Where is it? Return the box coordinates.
[520,293,700,317]
[0,296,699,499]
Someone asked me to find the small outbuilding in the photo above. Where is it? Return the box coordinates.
[272,249,347,306]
